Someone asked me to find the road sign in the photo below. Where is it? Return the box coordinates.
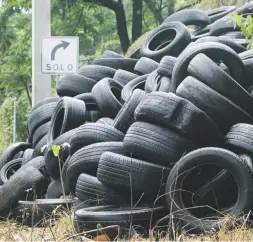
[41,36,79,74]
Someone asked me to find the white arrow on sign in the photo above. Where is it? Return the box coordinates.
[41,36,79,74]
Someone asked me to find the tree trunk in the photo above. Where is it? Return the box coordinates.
[22,78,32,107]
[132,0,143,42]
[82,0,130,53]
[144,0,163,24]
[168,0,176,16]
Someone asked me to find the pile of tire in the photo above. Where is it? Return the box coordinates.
[1,2,253,237]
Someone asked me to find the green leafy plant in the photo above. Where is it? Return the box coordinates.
[230,13,253,49]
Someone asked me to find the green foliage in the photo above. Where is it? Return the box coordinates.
[0,91,30,154]
[95,40,122,59]
[230,13,253,49]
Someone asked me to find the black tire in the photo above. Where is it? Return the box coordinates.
[28,102,57,138]
[91,78,123,119]
[194,36,246,53]
[224,123,253,156]
[56,74,97,97]
[31,97,60,113]
[210,18,242,36]
[14,198,75,226]
[96,118,114,126]
[113,69,139,86]
[66,142,124,194]
[0,166,45,216]
[101,50,124,59]
[129,47,141,59]
[192,24,212,36]
[164,9,211,27]
[234,2,253,15]
[207,6,236,23]
[134,57,158,75]
[22,149,34,166]
[157,56,177,77]
[121,74,148,103]
[46,180,64,198]
[48,97,86,143]
[0,159,22,184]
[239,50,253,60]
[165,147,253,233]
[123,121,196,166]
[191,32,210,41]
[187,53,253,116]
[176,76,253,134]
[135,92,222,146]
[0,142,31,170]
[32,135,48,158]
[70,123,125,155]
[77,65,116,81]
[140,22,191,61]
[113,89,146,133]
[75,174,124,204]
[13,151,24,159]
[157,77,172,92]
[74,205,166,235]
[145,70,167,93]
[221,31,245,39]
[89,110,101,123]
[171,42,247,92]
[97,152,171,196]
[74,93,97,110]
[92,58,138,72]
[32,122,50,147]
[45,129,75,179]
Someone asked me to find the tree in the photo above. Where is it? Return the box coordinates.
[132,0,143,42]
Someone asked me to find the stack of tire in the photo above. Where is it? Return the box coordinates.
[1,1,253,237]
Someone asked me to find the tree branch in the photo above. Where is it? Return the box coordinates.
[144,0,163,24]
[71,6,85,35]
[21,78,32,107]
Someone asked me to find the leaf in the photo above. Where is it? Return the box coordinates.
[40,145,47,153]
[52,145,61,157]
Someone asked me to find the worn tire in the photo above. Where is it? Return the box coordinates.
[22,149,34,166]
[96,118,114,126]
[70,123,125,155]
[135,92,222,146]
[91,78,123,119]
[157,56,177,78]
[113,69,139,86]
[46,180,64,198]
[32,135,48,158]
[113,89,146,133]
[0,159,22,184]
[101,50,124,59]
[210,18,242,36]
[176,76,253,134]
[134,57,158,75]
[66,142,124,194]
[207,6,236,23]
[123,122,196,166]
[166,147,253,233]
[32,122,50,148]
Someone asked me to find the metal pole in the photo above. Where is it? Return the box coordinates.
[32,0,52,107]
[13,98,16,143]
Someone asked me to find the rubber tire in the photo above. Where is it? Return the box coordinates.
[32,135,48,158]
[74,205,166,235]
[0,166,45,216]
[157,56,177,77]
[101,50,124,59]
[134,57,158,75]
[77,65,116,81]
[75,173,124,204]
[135,92,222,146]
[113,69,139,86]
[121,74,148,103]
[22,149,34,166]
[0,142,31,170]
[0,159,22,184]
[221,31,245,39]
[92,58,138,72]
[91,78,123,119]
[14,198,74,226]
[74,93,97,110]
[171,42,247,92]
[45,129,75,179]
[31,97,60,113]
[165,147,253,233]
[96,118,114,126]
[145,70,170,93]
[207,6,236,23]
[97,152,171,195]
[224,123,253,156]
[194,36,246,53]
[56,74,97,97]
[32,122,50,148]
[66,142,124,194]
[113,89,146,133]
[70,123,125,155]
[210,18,242,36]
[28,102,58,139]
[239,50,253,60]
[46,180,64,198]
[48,97,86,143]
[140,22,191,61]
[123,121,196,166]
[176,76,253,134]
[187,53,253,116]
[164,9,211,27]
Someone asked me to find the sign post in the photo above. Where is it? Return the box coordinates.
[32,0,51,106]
[41,37,79,74]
